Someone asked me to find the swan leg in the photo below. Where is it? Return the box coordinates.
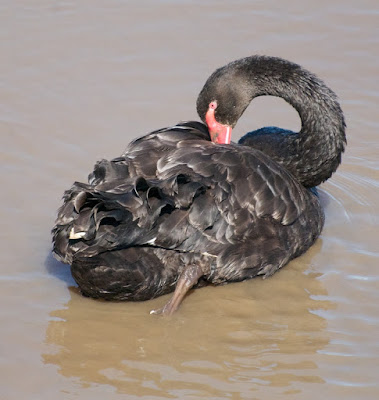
[150,263,205,316]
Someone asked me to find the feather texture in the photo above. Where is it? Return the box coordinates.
[52,55,345,311]
[52,121,324,298]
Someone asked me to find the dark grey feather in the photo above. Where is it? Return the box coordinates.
[52,55,345,304]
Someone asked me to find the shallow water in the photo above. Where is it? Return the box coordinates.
[1,1,379,399]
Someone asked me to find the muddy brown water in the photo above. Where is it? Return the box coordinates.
[1,1,378,399]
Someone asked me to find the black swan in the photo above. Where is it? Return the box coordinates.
[52,56,346,314]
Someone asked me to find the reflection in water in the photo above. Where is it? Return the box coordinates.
[43,244,333,398]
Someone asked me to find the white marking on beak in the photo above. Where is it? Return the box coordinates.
[225,126,231,144]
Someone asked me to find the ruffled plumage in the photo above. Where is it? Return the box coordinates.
[52,56,345,314]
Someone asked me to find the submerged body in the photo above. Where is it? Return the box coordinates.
[52,56,345,313]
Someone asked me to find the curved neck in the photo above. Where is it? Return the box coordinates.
[197,56,346,187]
[251,62,346,187]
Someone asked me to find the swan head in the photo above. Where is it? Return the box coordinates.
[196,61,253,144]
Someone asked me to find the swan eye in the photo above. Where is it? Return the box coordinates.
[209,101,217,110]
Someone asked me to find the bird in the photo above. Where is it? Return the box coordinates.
[52,55,346,315]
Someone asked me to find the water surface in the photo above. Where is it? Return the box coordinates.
[1,1,378,399]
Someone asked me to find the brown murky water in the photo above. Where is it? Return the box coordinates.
[1,1,378,399]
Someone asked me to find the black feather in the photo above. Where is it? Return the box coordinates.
[52,55,345,307]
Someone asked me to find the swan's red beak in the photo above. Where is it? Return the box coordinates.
[205,102,232,144]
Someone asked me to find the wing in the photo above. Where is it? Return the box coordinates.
[52,121,210,263]
[155,141,323,282]
[53,125,316,279]
[157,140,310,228]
